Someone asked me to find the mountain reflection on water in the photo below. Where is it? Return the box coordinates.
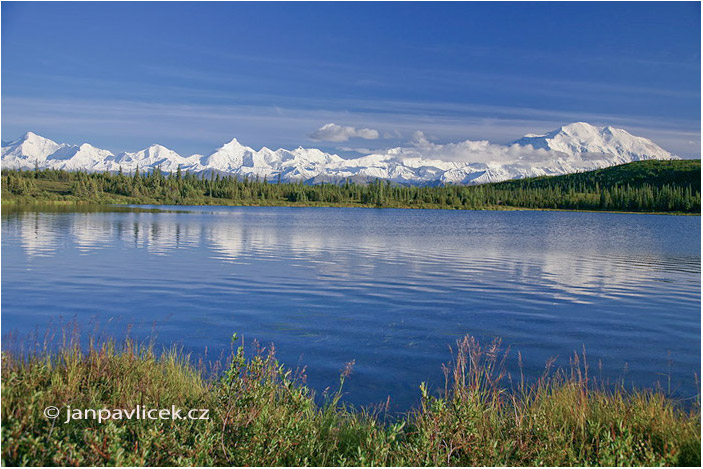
[2,205,700,410]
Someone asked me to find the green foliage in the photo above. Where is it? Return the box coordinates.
[490,159,701,212]
[2,335,699,466]
[494,159,701,192]
[1,160,700,213]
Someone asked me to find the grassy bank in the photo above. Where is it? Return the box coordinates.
[2,336,700,466]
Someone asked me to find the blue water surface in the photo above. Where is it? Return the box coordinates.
[2,205,700,410]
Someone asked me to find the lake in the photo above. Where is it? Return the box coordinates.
[1,205,700,410]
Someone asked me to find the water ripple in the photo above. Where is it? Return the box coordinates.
[1,206,700,409]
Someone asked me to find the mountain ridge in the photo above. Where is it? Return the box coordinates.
[1,123,679,186]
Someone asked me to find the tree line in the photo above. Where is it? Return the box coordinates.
[2,160,700,213]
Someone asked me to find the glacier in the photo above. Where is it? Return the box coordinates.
[1,123,679,186]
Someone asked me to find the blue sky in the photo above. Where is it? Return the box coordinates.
[2,1,700,157]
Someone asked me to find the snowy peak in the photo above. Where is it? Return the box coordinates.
[142,144,183,163]
[15,131,50,145]
[19,131,46,143]
[289,147,344,165]
[45,143,115,170]
[1,132,65,163]
[223,137,245,148]
[216,137,256,156]
[1,124,680,185]
[200,138,258,172]
[513,122,676,163]
[116,144,185,170]
[555,122,602,137]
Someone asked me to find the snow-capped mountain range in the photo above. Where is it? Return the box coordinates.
[1,123,678,186]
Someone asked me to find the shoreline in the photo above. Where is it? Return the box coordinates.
[3,159,700,215]
[2,198,699,216]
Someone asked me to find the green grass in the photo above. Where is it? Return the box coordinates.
[2,335,699,466]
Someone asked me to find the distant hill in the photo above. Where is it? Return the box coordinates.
[475,159,700,213]
[490,159,700,191]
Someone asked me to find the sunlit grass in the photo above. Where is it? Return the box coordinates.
[2,334,699,466]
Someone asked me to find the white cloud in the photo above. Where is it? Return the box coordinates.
[309,123,380,142]
[410,130,431,146]
[3,95,698,159]
[337,146,376,154]
[393,133,556,165]
[383,130,402,139]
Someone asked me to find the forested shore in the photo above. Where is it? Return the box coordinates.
[2,159,700,214]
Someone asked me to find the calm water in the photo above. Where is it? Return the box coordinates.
[2,205,700,409]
